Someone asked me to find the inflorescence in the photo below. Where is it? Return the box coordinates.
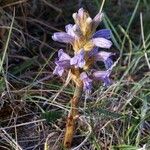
[52,8,115,94]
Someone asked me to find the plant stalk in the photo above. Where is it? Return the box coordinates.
[64,84,83,148]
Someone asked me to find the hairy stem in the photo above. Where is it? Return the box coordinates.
[64,84,83,148]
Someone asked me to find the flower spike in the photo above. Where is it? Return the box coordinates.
[52,8,116,148]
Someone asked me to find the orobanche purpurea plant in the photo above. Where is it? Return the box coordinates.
[52,7,115,148]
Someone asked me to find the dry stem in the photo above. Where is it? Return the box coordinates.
[64,84,83,148]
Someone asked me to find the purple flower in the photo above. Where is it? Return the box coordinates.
[52,32,74,44]
[57,49,71,61]
[91,29,112,49]
[95,51,114,69]
[88,29,112,57]
[92,37,112,49]
[92,12,103,29]
[52,24,81,44]
[80,72,92,93]
[104,58,113,69]
[65,24,79,37]
[70,50,85,68]
[53,49,71,76]
[93,29,112,39]
[88,47,99,57]
[88,47,114,69]
[93,70,111,86]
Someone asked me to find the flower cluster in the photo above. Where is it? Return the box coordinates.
[52,8,114,93]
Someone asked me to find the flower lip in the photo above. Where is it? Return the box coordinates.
[70,49,85,68]
[104,58,114,69]
[65,24,76,37]
[52,32,74,44]
[65,24,82,38]
[95,51,114,69]
[93,29,112,39]
[55,60,70,67]
[80,72,92,93]
[93,70,111,86]
[92,37,112,49]
[58,49,71,61]
[53,66,64,76]
[53,49,71,76]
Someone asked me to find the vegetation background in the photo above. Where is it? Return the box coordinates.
[0,0,150,149]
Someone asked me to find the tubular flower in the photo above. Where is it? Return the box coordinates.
[80,72,92,93]
[93,70,111,86]
[52,32,74,44]
[70,50,85,68]
[92,29,112,39]
[52,24,80,44]
[52,8,112,52]
[95,51,114,69]
[53,49,71,76]
[52,8,115,93]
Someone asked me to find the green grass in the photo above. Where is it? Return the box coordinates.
[0,0,150,149]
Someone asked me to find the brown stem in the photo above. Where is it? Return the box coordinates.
[64,84,83,148]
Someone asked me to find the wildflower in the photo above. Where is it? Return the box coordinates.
[53,49,71,76]
[92,37,112,49]
[93,29,112,39]
[65,24,81,38]
[52,8,115,92]
[52,24,81,44]
[95,51,114,69]
[52,32,74,44]
[93,70,111,86]
[80,72,92,93]
[52,8,112,52]
[53,8,116,148]
[70,50,85,68]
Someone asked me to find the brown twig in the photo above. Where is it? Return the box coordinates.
[64,84,83,148]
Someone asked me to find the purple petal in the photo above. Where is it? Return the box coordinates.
[80,72,92,93]
[95,51,114,69]
[53,50,71,76]
[96,51,112,60]
[55,60,70,68]
[92,37,112,49]
[88,47,99,57]
[65,24,75,37]
[58,49,71,61]
[93,70,111,86]
[53,66,64,76]
[65,24,81,38]
[52,32,74,44]
[70,50,85,68]
[92,12,103,29]
[53,59,70,76]
[104,58,113,69]
[93,29,112,39]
